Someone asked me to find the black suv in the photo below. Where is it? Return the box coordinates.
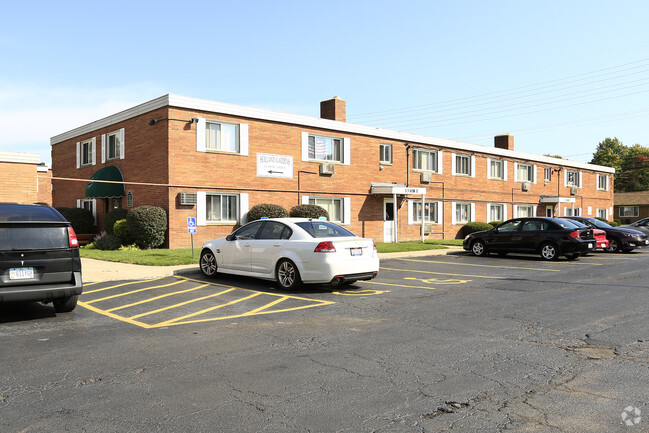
[560,216,649,253]
[0,203,83,312]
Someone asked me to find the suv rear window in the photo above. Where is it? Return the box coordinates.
[0,227,70,250]
[0,204,64,222]
[295,221,355,238]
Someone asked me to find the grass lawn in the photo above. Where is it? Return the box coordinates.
[80,239,464,266]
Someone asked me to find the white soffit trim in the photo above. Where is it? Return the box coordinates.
[50,93,615,173]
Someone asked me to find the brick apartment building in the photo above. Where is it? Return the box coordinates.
[614,191,649,223]
[50,94,614,248]
[0,151,51,204]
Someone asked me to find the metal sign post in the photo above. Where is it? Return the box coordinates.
[187,217,197,259]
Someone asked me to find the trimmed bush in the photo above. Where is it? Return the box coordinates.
[611,219,622,227]
[104,208,129,235]
[92,231,122,250]
[289,204,329,220]
[457,222,493,238]
[126,206,168,249]
[113,218,134,245]
[487,221,503,227]
[56,207,95,234]
[246,203,289,222]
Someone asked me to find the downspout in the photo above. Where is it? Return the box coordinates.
[405,143,411,187]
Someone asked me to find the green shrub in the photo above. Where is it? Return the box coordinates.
[92,231,122,250]
[611,219,622,227]
[457,222,493,238]
[104,208,129,234]
[289,204,329,220]
[126,206,167,249]
[56,207,95,234]
[487,221,503,227]
[246,203,289,222]
[113,218,134,245]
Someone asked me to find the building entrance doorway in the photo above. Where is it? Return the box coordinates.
[383,198,395,243]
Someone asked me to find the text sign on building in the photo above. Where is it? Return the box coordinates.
[257,153,293,179]
[187,217,197,234]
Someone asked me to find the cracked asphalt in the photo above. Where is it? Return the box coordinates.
[1,249,648,432]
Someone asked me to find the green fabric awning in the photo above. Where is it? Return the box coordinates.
[85,166,125,199]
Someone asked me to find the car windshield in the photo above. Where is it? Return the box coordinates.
[582,218,612,228]
[295,221,355,238]
[566,219,588,228]
[553,219,580,229]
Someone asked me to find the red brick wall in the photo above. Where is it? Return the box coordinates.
[0,162,38,203]
[37,169,52,204]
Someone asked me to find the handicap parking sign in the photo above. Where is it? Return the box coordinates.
[187,217,197,234]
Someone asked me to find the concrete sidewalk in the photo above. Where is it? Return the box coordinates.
[81,246,465,283]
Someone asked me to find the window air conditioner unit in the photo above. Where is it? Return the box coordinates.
[521,181,531,191]
[570,186,578,195]
[424,224,433,234]
[420,172,433,183]
[319,163,335,175]
[179,192,197,205]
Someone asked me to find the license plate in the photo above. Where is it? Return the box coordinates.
[350,248,362,256]
[9,267,34,280]
[588,243,593,249]
[600,243,606,248]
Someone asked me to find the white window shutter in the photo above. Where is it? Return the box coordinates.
[605,176,609,191]
[532,205,538,216]
[532,165,537,184]
[301,132,309,161]
[343,138,351,165]
[486,159,492,180]
[119,128,125,159]
[578,171,582,188]
[470,203,476,222]
[76,199,81,208]
[91,137,97,165]
[563,169,568,187]
[196,118,206,152]
[437,151,443,174]
[470,156,476,178]
[101,134,106,163]
[301,195,309,205]
[451,202,457,225]
[343,197,351,224]
[513,205,519,218]
[514,163,519,182]
[196,192,206,226]
[503,204,508,220]
[503,161,508,181]
[239,193,249,224]
[76,142,80,168]
[407,200,414,225]
[437,201,443,224]
[239,123,249,156]
[588,206,593,215]
[91,199,97,224]
[451,153,457,175]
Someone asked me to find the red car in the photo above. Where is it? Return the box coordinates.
[566,219,609,251]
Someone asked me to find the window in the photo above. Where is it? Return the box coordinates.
[515,163,535,182]
[206,194,239,222]
[76,138,96,168]
[488,159,505,180]
[413,149,439,172]
[308,197,343,222]
[259,221,292,240]
[411,201,439,223]
[544,167,552,182]
[454,203,472,224]
[102,129,124,162]
[488,204,506,222]
[308,135,342,162]
[619,206,639,217]
[380,143,392,164]
[452,154,473,176]
[515,205,535,217]
[498,220,522,232]
[77,199,97,224]
[565,169,581,187]
[597,174,609,191]
[564,207,581,217]
[522,220,549,231]
[206,121,239,152]
[597,208,608,220]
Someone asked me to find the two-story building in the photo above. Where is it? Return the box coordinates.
[50,94,614,248]
[0,151,51,205]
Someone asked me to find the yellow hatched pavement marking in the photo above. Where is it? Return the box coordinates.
[105,283,212,313]
[395,258,562,271]
[156,292,263,326]
[380,266,506,279]
[83,278,166,294]
[128,287,236,319]
[83,280,186,304]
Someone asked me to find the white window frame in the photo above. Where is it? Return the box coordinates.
[564,207,582,217]
[487,203,508,223]
[379,143,392,164]
[301,195,351,225]
[77,198,97,225]
[76,137,96,168]
[196,192,249,226]
[597,174,609,191]
[619,206,639,217]
[597,208,608,220]
[514,205,537,218]
[407,200,441,224]
[101,128,125,163]
[196,118,249,156]
[564,169,582,188]
[300,132,350,165]
[412,148,442,173]
[451,202,475,225]
[514,162,537,183]
[451,153,475,177]
[544,167,552,182]
[487,158,507,180]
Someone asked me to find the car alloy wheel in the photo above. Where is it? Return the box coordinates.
[471,240,487,257]
[200,250,218,277]
[276,259,302,290]
[540,243,559,260]
[606,237,620,253]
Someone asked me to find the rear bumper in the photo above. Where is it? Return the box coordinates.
[0,271,83,303]
[329,271,379,285]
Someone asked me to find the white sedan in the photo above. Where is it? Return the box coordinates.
[199,218,379,289]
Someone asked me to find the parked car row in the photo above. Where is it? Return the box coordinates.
[463,216,648,261]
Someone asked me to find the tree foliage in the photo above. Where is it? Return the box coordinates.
[590,137,649,192]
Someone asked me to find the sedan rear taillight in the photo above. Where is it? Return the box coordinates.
[314,241,336,253]
[568,230,581,239]
[373,240,377,251]
[68,226,79,248]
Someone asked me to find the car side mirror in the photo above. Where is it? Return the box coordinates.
[226,234,235,241]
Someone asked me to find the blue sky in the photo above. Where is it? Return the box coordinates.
[2,1,648,165]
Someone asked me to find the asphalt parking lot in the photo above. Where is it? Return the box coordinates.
[2,249,649,432]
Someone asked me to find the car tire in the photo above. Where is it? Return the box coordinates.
[621,249,634,253]
[471,240,488,257]
[540,242,559,261]
[53,295,78,313]
[276,259,302,290]
[199,249,218,278]
[606,237,620,253]
[566,252,580,260]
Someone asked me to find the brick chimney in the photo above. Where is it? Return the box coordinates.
[320,97,346,122]
[494,134,514,151]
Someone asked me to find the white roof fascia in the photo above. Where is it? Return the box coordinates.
[50,94,615,174]
[0,151,41,165]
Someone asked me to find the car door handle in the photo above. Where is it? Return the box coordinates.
[273,243,282,247]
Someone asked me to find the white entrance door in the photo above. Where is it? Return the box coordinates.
[383,198,395,243]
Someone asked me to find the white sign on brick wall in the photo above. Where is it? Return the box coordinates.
[257,153,293,179]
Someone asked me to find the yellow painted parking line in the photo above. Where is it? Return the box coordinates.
[84,280,186,304]
[78,300,156,329]
[380,266,507,279]
[83,278,166,294]
[395,258,563,271]
[128,287,237,319]
[156,292,263,326]
[362,281,440,290]
[105,283,212,313]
